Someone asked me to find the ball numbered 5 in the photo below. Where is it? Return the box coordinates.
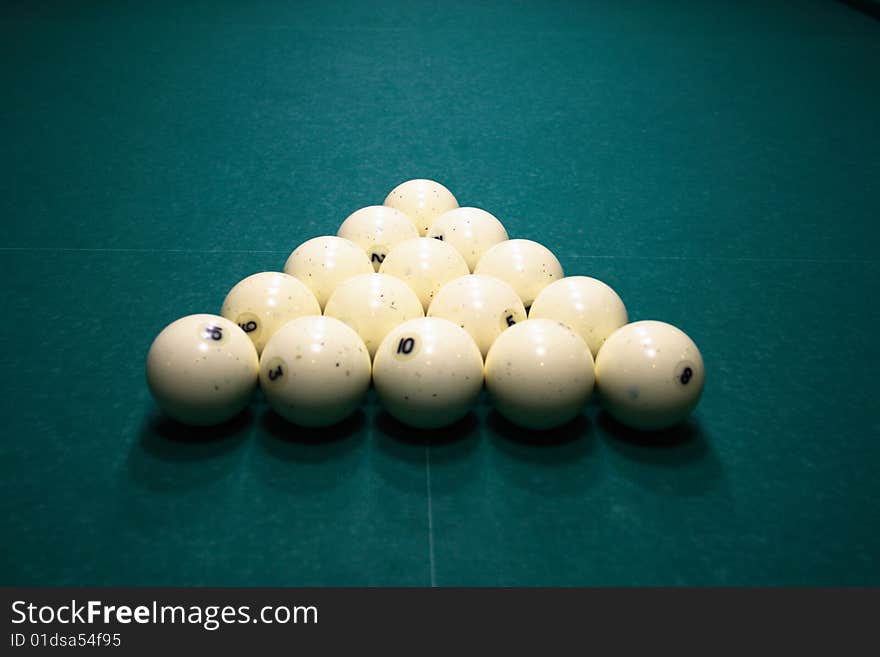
[427,274,526,358]
[146,314,259,426]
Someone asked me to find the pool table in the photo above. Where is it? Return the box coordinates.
[2,0,878,586]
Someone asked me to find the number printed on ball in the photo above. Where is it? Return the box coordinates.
[370,248,388,265]
[394,336,419,359]
[199,322,224,342]
[499,308,524,330]
[265,356,287,382]
[235,312,261,339]
[674,360,697,386]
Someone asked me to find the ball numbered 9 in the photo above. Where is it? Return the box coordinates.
[220,272,320,354]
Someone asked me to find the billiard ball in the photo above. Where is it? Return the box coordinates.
[323,273,424,358]
[220,272,320,355]
[146,314,259,426]
[283,236,373,309]
[259,316,371,427]
[484,319,594,430]
[427,274,526,358]
[426,207,509,271]
[594,320,704,431]
[372,317,484,429]
[337,205,420,271]
[378,237,470,310]
[474,239,563,308]
[528,276,628,358]
[383,179,459,236]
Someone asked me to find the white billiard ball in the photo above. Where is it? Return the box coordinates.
[594,320,705,431]
[283,236,373,309]
[426,207,509,271]
[259,316,371,427]
[529,276,628,358]
[323,273,424,358]
[337,205,420,271]
[427,274,526,358]
[378,237,470,310]
[484,319,594,430]
[383,179,459,236]
[220,272,320,355]
[474,239,564,308]
[372,317,484,429]
[146,314,259,426]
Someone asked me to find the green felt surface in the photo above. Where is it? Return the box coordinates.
[1,0,879,586]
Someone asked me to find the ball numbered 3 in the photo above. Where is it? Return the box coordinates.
[427,274,526,358]
[259,316,372,427]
